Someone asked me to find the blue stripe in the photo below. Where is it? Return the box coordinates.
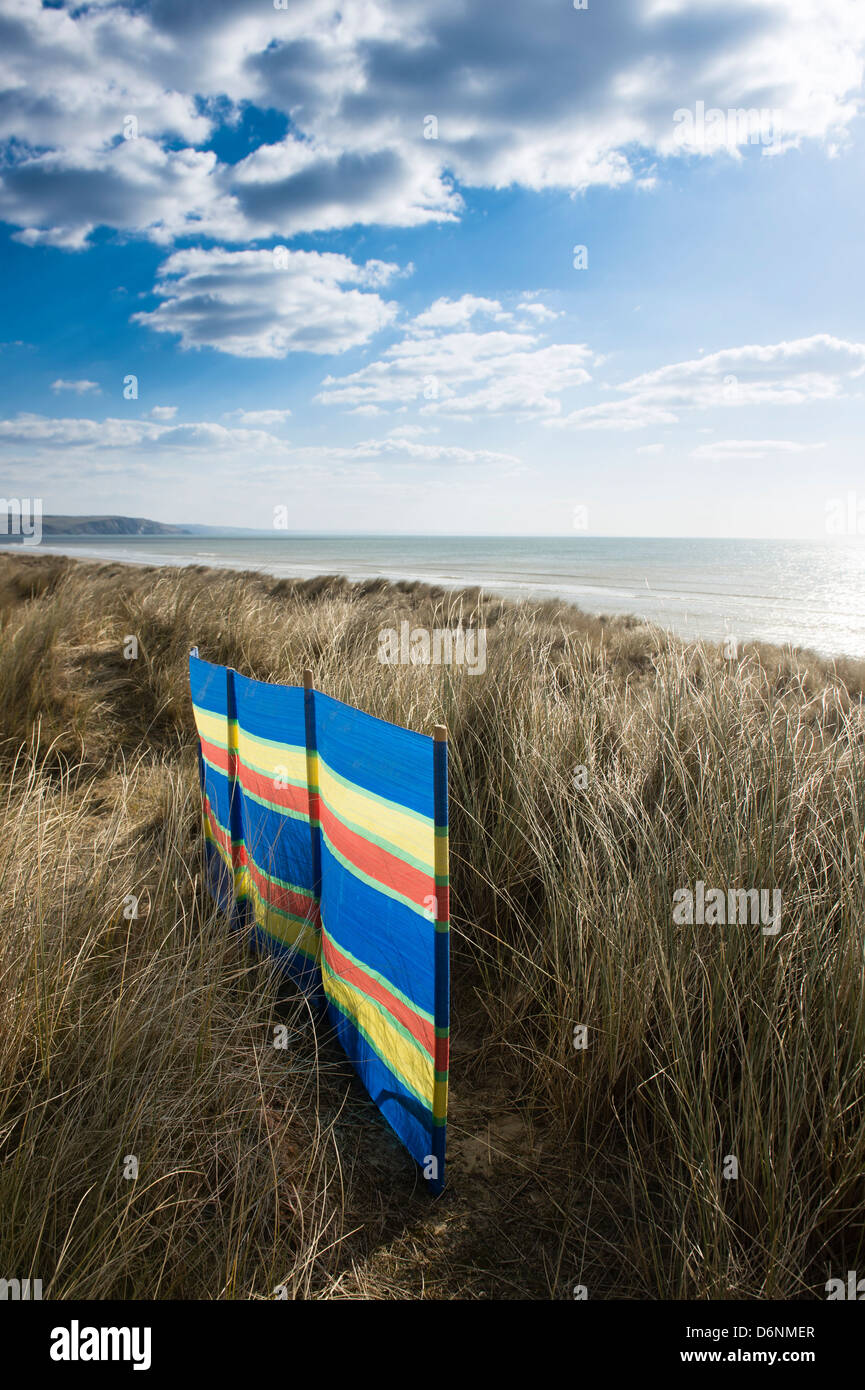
[238,797,314,889]
[190,654,230,718]
[314,691,434,820]
[325,1002,434,1172]
[233,669,307,747]
[319,840,435,1016]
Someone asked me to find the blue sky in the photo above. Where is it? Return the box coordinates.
[1,0,864,537]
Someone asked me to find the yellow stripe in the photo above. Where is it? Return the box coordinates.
[194,705,228,748]
[322,957,434,1107]
[236,727,307,786]
[434,827,448,883]
[433,1076,448,1123]
[195,706,434,869]
[243,873,320,957]
[315,755,434,870]
[204,817,319,958]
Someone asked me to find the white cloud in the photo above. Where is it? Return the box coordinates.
[517,301,561,322]
[149,406,178,421]
[552,334,865,429]
[409,296,511,333]
[318,320,595,417]
[225,409,292,427]
[132,247,400,358]
[0,413,289,453]
[51,379,100,395]
[619,334,865,409]
[2,139,235,250]
[690,438,826,461]
[303,437,520,467]
[548,397,679,431]
[0,0,862,246]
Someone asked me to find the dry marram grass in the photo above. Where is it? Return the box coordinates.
[0,551,864,1299]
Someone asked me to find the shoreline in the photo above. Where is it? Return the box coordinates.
[6,535,865,664]
[3,549,864,697]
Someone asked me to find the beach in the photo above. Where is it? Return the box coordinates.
[24,534,865,661]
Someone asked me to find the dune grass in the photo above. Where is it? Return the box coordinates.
[0,549,864,1299]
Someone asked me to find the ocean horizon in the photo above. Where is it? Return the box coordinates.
[23,534,865,661]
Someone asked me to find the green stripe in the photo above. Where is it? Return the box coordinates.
[322,977,433,1113]
[323,926,434,1026]
[204,809,318,902]
[318,793,434,876]
[234,781,310,825]
[316,755,434,832]
[236,728,305,756]
[320,827,431,921]
[235,749,307,793]
[200,752,310,825]
[321,953,433,1069]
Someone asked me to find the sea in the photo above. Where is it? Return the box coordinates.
[23,535,865,660]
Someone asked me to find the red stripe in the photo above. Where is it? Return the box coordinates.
[237,760,310,817]
[200,741,438,915]
[203,798,237,863]
[200,736,237,779]
[318,797,434,909]
[202,794,320,924]
[244,852,320,923]
[322,930,435,1060]
[201,741,312,819]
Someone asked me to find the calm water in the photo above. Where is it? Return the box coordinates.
[27,535,865,660]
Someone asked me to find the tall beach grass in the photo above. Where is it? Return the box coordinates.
[0,550,863,1298]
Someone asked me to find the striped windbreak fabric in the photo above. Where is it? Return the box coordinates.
[190,655,449,1192]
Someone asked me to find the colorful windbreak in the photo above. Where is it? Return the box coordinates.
[189,655,449,1193]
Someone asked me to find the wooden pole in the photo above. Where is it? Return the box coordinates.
[302,668,322,934]
[430,718,449,1194]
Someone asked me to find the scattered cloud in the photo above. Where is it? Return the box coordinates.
[51,379,100,395]
[0,1,862,247]
[549,398,678,431]
[133,248,400,358]
[318,306,595,417]
[225,409,292,427]
[690,439,827,462]
[619,335,865,410]
[409,296,511,333]
[302,437,520,467]
[517,301,561,322]
[552,334,865,429]
[0,413,289,453]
